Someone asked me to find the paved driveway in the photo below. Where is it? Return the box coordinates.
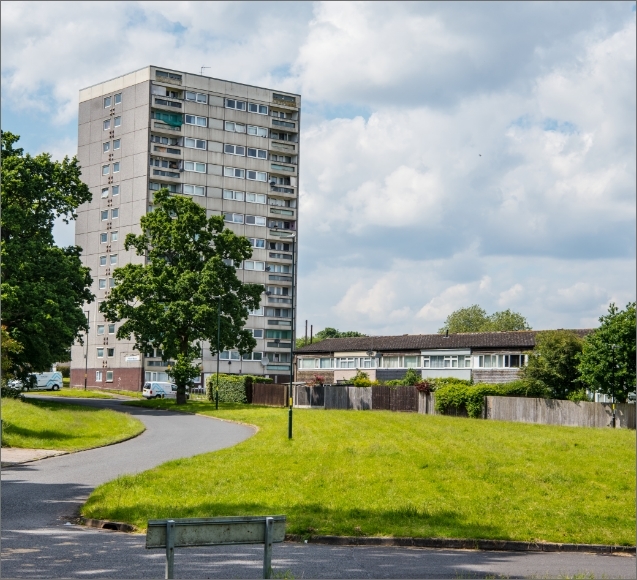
[2,397,634,579]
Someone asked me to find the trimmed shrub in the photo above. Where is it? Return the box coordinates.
[206,374,272,403]
[435,380,550,418]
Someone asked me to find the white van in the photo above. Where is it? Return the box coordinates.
[143,382,177,399]
[20,372,63,391]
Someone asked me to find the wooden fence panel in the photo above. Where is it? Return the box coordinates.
[325,386,349,410]
[311,386,325,407]
[252,383,287,407]
[485,396,636,429]
[294,385,311,407]
[348,387,372,410]
[372,385,391,410]
[417,392,437,415]
[390,386,418,412]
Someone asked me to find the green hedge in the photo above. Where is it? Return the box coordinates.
[435,380,549,418]
[205,374,273,403]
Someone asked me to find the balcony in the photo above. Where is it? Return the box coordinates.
[152,145,181,155]
[270,163,295,173]
[272,93,297,107]
[270,185,295,195]
[270,208,294,217]
[270,142,295,153]
[267,341,291,349]
[153,96,182,109]
[272,119,295,129]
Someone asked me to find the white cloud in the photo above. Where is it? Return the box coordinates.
[1,1,634,335]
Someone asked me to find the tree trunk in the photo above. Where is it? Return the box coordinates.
[176,385,187,405]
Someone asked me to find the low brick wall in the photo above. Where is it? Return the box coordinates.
[70,368,142,391]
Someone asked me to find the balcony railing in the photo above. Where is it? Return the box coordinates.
[272,119,295,129]
[154,97,182,108]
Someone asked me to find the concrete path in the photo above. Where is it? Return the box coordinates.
[1,448,68,467]
[2,397,634,579]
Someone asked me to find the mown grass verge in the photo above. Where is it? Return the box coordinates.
[82,400,635,545]
[28,388,114,399]
[1,398,145,451]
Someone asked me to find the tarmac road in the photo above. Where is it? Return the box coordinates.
[1,397,634,579]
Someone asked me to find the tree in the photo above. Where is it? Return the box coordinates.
[296,327,367,348]
[100,188,263,404]
[520,330,583,399]
[577,303,636,403]
[1,131,93,378]
[439,305,531,333]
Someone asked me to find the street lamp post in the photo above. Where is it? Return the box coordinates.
[213,295,221,410]
[611,344,617,428]
[84,310,90,391]
[288,235,296,439]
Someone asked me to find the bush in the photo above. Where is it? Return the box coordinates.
[567,388,592,403]
[435,380,550,418]
[206,374,272,403]
[1,386,24,400]
[351,370,372,387]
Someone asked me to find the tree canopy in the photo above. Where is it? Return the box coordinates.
[577,302,636,403]
[520,330,583,400]
[1,131,93,378]
[439,305,531,334]
[100,188,263,403]
[296,327,367,348]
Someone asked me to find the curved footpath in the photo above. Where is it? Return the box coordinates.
[2,397,634,579]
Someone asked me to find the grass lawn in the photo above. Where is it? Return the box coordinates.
[82,400,635,545]
[28,388,115,399]
[1,398,145,451]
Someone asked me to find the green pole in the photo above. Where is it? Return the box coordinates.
[216,295,221,410]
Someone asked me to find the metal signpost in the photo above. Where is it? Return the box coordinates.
[146,515,286,579]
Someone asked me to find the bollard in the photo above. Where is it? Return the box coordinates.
[165,519,175,579]
[263,517,273,579]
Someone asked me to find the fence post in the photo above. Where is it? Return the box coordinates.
[263,516,273,579]
[165,519,175,579]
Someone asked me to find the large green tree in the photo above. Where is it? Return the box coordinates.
[100,188,263,404]
[520,330,583,399]
[439,305,531,334]
[1,131,93,378]
[577,303,636,403]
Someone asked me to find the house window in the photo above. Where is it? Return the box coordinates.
[106,371,113,382]
[107,348,115,357]
[151,134,180,146]
[103,119,111,130]
[99,255,107,266]
[96,371,103,381]
[242,352,263,361]
[382,356,401,368]
[113,162,120,173]
[265,329,291,339]
[270,175,291,185]
[101,210,109,221]
[247,148,267,160]
[250,307,265,316]
[102,165,110,176]
[156,70,182,82]
[97,348,104,358]
[185,91,207,103]
[101,188,109,198]
[244,261,265,271]
[266,286,289,296]
[103,142,110,153]
[110,254,117,265]
[114,116,121,127]
[249,237,265,248]
[267,264,290,274]
[224,167,245,179]
[111,231,118,241]
[246,193,266,204]
[184,138,206,150]
[184,161,206,173]
[338,358,356,369]
[108,324,115,334]
[97,325,105,335]
[111,208,119,219]
[247,125,268,137]
[112,185,120,195]
[109,278,115,288]
[225,121,246,133]
[183,184,205,196]
[113,139,120,150]
[246,170,267,182]
[224,213,244,224]
[269,197,296,208]
[185,115,207,127]
[269,242,291,251]
[299,358,317,369]
[104,96,112,108]
[114,93,122,105]
[225,99,246,111]
[248,103,268,115]
[245,215,266,226]
[251,329,264,339]
[223,190,244,201]
[224,144,245,156]
[100,233,108,244]
[404,356,420,368]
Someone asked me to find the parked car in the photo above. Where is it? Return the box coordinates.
[142,382,189,399]
[9,372,63,392]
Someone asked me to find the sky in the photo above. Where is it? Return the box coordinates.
[2,1,635,336]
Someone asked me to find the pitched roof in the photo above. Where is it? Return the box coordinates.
[296,329,593,354]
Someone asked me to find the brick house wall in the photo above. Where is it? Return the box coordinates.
[70,367,143,391]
